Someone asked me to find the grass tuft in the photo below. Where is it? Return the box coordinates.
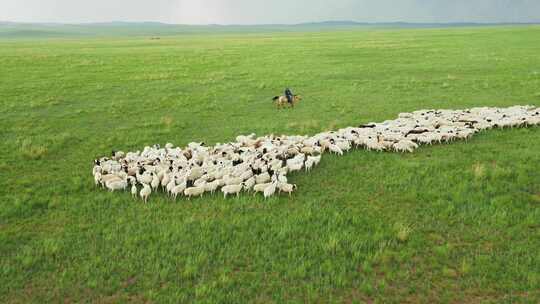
[472,162,485,179]
[395,223,413,243]
[161,115,174,128]
[19,138,48,160]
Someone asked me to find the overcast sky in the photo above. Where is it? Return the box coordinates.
[1,0,539,24]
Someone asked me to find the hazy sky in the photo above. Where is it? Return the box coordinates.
[1,0,539,24]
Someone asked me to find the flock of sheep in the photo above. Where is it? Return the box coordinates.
[93,105,539,202]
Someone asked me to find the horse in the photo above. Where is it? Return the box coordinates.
[272,95,302,109]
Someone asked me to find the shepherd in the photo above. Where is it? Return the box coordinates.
[284,88,294,105]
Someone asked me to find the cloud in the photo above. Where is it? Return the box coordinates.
[1,0,539,24]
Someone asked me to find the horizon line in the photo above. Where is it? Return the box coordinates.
[2,19,540,27]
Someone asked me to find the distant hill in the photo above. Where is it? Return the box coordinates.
[1,20,538,39]
[296,20,540,28]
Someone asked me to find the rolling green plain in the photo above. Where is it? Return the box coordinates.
[1,25,539,303]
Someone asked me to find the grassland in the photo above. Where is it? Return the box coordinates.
[1,26,539,303]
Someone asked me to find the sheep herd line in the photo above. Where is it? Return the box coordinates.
[93,105,539,202]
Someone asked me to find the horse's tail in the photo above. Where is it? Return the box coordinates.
[272,96,280,101]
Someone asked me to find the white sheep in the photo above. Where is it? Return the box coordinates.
[253,182,272,194]
[309,155,322,166]
[278,183,296,196]
[255,172,271,184]
[151,174,160,190]
[100,173,122,186]
[166,179,176,196]
[204,180,220,194]
[131,183,138,198]
[263,182,277,199]
[277,173,288,184]
[286,161,303,172]
[184,182,206,199]
[392,140,418,153]
[222,184,243,198]
[328,144,343,155]
[137,172,153,185]
[224,175,243,186]
[171,182,187,200]
[94,171,102,186]
[161,173,171,189]
[239,169,253,181]
[243,177,256,191]
[105,179,128,192]
[140,183,152,203]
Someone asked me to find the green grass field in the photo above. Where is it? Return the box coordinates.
[1,26,539,303]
